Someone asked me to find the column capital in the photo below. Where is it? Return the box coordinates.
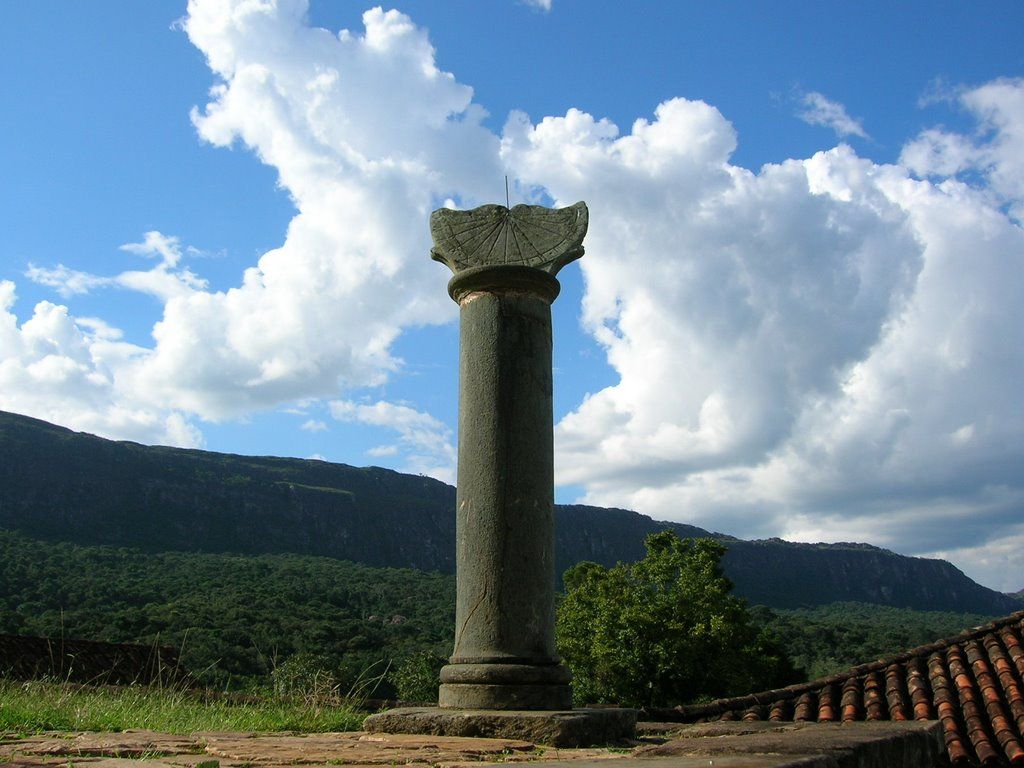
[430,201,588,277]
[447,264,561,305]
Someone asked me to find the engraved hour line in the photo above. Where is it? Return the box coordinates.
[508,221,542,265]
[509,217,546,256]
[513,217,569,238]
[448,217,501,245]
[481,220,506,263]
[455,218,506,262]
[439,205,583,269]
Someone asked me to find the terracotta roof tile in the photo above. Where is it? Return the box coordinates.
[742,703,767,721]
[863,670,886,721]
[907,656,934,720]
[948,643,1001,764]
[884,663,910,721]
[645,609,1024,766]
[930,648,972,764]
[794,690,817,722]
[984,635,1024,736]
[841,675,863,722]
[768,698,792,722]
[818,682,838,722]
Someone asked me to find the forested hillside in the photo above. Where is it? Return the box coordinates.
[0,531,453,690]
[754,603,998,679]
[1,410,1016,614]
[0,531,1002,695]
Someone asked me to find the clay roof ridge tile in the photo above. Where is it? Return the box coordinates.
[984,634,1024,732]
[662,610,1024,724]
[966,638,1024,764]
[928,648,972,764]
[947,644,1002,765]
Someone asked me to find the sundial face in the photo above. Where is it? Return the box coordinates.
[430,201,588,276]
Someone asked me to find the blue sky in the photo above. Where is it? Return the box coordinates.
[2,1,1022,590]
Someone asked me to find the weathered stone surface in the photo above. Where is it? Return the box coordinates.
[363,707,636,748]
[0,730,627,767]
[430,203,587,276]
[636,720,790,737]
[10,730,202,757]
[429,203,589,713]
[203,731,547,764]
[635,721,944,768]
[536,758,831,768]
[439,285,570,711]
[0,723,945,768]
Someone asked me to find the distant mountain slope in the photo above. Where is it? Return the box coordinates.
[0,410,1016,614]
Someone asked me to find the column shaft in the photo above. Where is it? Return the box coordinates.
[439,279,571,710]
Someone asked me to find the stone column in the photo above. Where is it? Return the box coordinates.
[429,201,588,711]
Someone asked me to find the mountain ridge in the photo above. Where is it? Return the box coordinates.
[1,409,1017,614]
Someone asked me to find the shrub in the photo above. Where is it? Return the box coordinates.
[391,650,446,702]
[556,531,799,708]
[271,652,340,704]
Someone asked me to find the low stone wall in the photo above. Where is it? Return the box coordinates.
[0,633,183,685]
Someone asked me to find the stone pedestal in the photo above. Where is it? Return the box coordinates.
[363,706,637,748]
[428,202,588,711]
[367,202,634,746]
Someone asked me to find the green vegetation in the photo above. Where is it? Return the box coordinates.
[390,650,446,702]
[0,530,453,693]
[0,679,364,734]
[754,602,997,679]
[0,530,1001,712]
[5,407,1018,617]
[556,531,800,707]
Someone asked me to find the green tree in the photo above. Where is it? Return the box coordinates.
[391,650,447,702]
[556,531,799,708]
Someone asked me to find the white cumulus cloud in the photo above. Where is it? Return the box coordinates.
[107,0,503,421]
[504,82,1024,590]
[26,230,208,302]
[329,399,455,482]
[0,280,203,448]
[797,91,869,139]
[901,77,1024,221]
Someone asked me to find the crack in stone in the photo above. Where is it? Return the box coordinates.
[453,581,489,658]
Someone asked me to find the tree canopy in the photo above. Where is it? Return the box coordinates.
[556,531,799,708]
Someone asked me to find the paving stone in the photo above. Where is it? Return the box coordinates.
[635,721,943,768]
[202,731,607,765]
[0,723,942,768]
[529,758,830,768]
[13,731,202,757]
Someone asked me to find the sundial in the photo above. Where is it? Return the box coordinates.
[430,201,588,276]
[366,197,634,743]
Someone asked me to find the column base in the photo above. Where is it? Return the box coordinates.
[363,707,637,748]
[439,662,572,710]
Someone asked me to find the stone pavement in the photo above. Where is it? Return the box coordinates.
[0,720,943,768]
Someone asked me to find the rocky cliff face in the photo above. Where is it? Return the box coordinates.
[1,409,1017,614]
[720,538,1017,612]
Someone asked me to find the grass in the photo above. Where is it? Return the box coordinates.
[0,679,366,734]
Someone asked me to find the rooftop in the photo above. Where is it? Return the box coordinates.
[646,609,1024,766]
